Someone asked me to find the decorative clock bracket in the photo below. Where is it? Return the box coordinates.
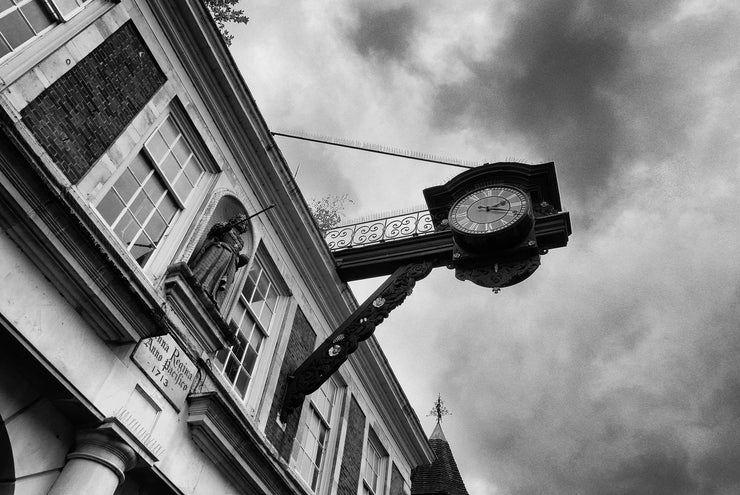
[280,260,434,421]
[280,162,572,420]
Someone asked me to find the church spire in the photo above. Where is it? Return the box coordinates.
[411,397,469,495]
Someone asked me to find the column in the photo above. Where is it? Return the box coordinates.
[48,429,136,495]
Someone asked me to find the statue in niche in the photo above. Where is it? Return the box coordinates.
[190,214,250,307]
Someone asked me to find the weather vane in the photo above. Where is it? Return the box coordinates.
[428,394,451,424]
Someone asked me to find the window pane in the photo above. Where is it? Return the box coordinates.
[235,368,250,397]
[144,168,167,203]
[0,1,15,12]
[160,154,179,183]
[129,191,154,224]
[265,285,279,311]
[0,40,10,59]
[53,0,80,17]
[249,328,263,351]
[184,158,203,185]
[130,231,154,266]
[215,348,229,369]
[173,174,193,200]
[158,116,178,144]
[114,169,138,204]
[20,1,54,33]
[159,195,178,223]
[242,347,258,374]
[0,10,33,49]
[97,190,124,225]
[144,212,167,244]
[146,132,168,163]
[113,211,139,244]
[129,154,151,183]
[259,307,274,330]
[255,274,270,302]
[224,355,240,381]
[242,271,257,302]
[172,137,191,164]
[232,332,247,360]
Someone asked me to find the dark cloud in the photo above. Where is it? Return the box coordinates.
[431,0,693,206]
[348,4,421,63]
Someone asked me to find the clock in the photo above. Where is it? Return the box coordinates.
[449,184,531,232]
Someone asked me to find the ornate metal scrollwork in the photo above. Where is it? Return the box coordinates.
[280,260,435,421]
[323,210,437,250]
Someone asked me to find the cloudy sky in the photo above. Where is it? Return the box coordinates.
[228,1,740,493]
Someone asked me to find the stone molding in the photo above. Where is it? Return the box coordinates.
[187,392,310,495]
[164,262,237,355]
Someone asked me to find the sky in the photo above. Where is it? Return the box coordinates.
[228,1,740,494]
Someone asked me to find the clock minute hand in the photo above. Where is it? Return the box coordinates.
[477,205,509,212]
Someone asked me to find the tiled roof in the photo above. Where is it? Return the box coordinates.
[410,424,469,495]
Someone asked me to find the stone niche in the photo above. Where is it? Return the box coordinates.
[164,195,252,355]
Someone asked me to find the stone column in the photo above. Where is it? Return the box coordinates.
[48,429,136,495]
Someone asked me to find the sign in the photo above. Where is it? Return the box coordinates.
[132,335,197,409]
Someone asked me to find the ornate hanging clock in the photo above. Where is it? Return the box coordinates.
[280,161,572,419]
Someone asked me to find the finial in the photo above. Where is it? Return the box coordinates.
[428,394,451,424]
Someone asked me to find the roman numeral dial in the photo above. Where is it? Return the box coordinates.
[449,185,530,236]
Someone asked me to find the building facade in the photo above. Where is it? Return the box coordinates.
[0,1,433,494]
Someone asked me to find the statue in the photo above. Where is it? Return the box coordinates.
[190,214,250,307]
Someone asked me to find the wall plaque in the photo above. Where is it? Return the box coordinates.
[132,335,197,409]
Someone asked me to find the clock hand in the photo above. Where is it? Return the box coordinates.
[477,200,507,211]
[477,206,510,212]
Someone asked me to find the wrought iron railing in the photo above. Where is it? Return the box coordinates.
[324,210,441,251]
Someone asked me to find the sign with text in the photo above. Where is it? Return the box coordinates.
[132,335,197,409]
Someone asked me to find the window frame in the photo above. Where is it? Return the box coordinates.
[214,244,291,415]
[290,375,345,493]
[92,104,214,274]
[0,0,92,63]
[363,429,389,495]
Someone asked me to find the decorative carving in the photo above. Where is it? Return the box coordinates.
[281,261,435,420]
[189,214,250,307]
[455,254,540,290]
[534,200,559,217]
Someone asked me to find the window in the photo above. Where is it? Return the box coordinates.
[215,256,280,400]
[0,0,90,61]
[363,430,388,495]
[0,0,55,59]
[292,377,340,491]
[96,114,205,267]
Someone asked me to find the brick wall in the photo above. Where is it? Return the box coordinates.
[21,21,166,184]
[264,307,316,460]
[337,396,366,495]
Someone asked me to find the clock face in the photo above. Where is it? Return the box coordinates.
[449,185,530,235]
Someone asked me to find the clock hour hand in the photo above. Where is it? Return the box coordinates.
[477,205,509,212]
